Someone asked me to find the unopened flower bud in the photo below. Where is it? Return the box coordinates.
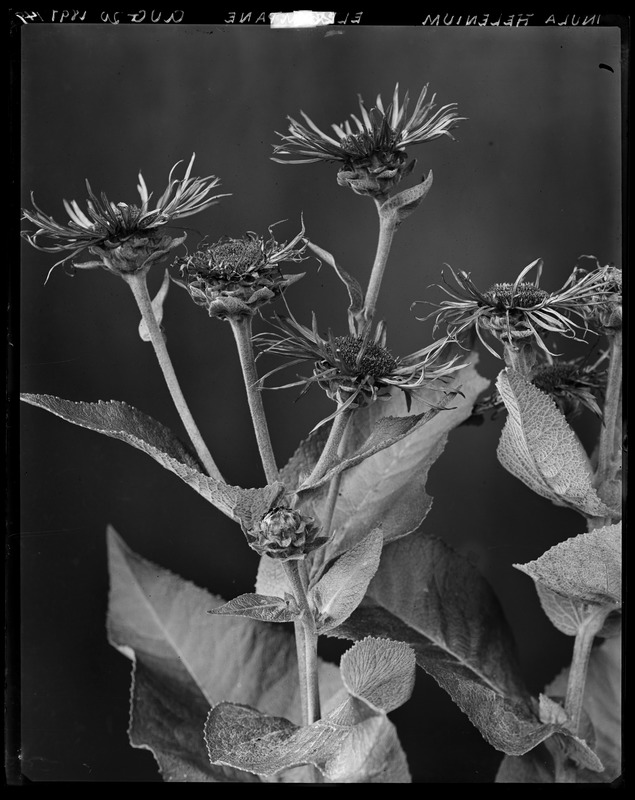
[246,507,327,560]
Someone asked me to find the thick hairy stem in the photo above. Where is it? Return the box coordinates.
[124,272,223,481]
[229,316,279,485]
[362,204,398,331]
[283,560,321,725]
[564,607,609,736]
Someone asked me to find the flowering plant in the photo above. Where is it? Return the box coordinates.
[19,76,622,786]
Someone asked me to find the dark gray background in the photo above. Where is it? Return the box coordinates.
[17,22,622,782]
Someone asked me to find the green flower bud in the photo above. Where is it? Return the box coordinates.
[246,507,327,560]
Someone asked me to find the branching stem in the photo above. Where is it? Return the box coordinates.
[283,560,321,725]
[124,271,223,481]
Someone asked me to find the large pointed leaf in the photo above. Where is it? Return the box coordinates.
[310,530,383,633]
[21,393,286,524]
[298,404,449,493]
[204,638,414,782]
[514,525,621,607]
[106,527,345,781]
[312,359,489,567]
[515,524,621,638]
[331,529,558,756]
[496,370,614,518]
[496,635,622,783]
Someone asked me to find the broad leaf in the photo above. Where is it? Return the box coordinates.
[129,659,260,782]
[340,637,416,713]
[514,525,621,607]
[496,370,614,518]
[139,268,170,342]
[496,635,622,783]
[298,405,447,493]
[107,527,345,782]
[310,530,383,633]
[20,393,286,525]
[312,359,489,568]
[207,593,300,623]
[331,529,558,755]
[204,637,414,782]
[255,554,289,598]
[515,524,621,637]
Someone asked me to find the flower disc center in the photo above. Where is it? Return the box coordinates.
[331,336,397,378]
[483,282,549,309]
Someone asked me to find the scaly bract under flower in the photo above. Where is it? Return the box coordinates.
[21,154,227,279]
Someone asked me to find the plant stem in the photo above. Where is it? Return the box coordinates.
[305,409,351,487]
[124,272,223,481]
[229,316,279,485]
[283,560,321,724]
[594,331,622,494]
[320,414,351,539]
[292,619,308,725]
[564,607,609,736]
[362,203,399,331]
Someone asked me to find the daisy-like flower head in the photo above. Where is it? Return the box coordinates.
[424,258,616,358]
[173,221,308,319]
[21,154,227,280]
[273,83,464,197]
[245,506,327,560]
[256,310,463,427]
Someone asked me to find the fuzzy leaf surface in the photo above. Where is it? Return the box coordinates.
[20,393,285,524]
[514,525,621,607]
[496,369,613,518]
[515,524,621,637]
[312,359,489,570]
[106,527,344,781]
[204,638,414,782]
[340,637,416,713]
[496,635,621,783]
[331,529,558,755]
[207,593,300,623]
[310,530,383,633]
[204,701,410,783]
